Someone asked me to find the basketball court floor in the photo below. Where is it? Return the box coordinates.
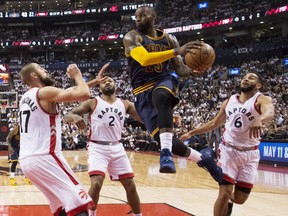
[0,150,287,216]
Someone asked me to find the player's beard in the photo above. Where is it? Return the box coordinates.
[136,22,151,32]
[102,86,115,96]
[39,76,55,86]
[240,84,256,93]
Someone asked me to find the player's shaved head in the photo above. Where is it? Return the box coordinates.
[20,63,37,85]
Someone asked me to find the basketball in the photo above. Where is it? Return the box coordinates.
[184,43,215,72]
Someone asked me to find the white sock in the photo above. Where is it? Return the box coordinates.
[160,132,173,151]
[10,172,15,178]
[187,147,202,162]
[133,214,142,216]
[89,209,96,216]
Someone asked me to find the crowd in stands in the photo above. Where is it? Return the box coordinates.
[0,0,287,44]
[4,56,288,152]
[1,0,288,152]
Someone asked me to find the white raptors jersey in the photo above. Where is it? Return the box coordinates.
[19,88,61,159]
[89,96,126,142]
[222,92,261,147]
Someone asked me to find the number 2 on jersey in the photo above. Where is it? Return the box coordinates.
[109,116,115,126]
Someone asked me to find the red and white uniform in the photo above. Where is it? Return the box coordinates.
[19,88,93,216]
[87,96,134,180]
[218,92,261,188]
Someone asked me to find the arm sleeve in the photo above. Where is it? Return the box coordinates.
[130,46,176,67]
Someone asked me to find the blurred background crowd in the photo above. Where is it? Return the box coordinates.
[0,0,287,152]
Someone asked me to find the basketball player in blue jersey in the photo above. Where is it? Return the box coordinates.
[123,5,223,181]
[180,72,275,216]
[6,123,31,186]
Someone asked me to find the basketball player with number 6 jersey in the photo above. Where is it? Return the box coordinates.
[180,72,275,216]
[18,63,105,216]
[64,76,143,216]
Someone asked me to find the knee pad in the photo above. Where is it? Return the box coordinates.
[235,185,252,194]
[172,137,188,157]
[152,89,174,129]
[152,88,172,109]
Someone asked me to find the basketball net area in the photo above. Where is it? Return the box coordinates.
[0,99,8,121]
[0,92,18,121]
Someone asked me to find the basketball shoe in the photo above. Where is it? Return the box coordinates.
[159,148,176,173]
[197,147,223,182]
[226,202,233,216]
[24,177,32,185]
[9,178,17,186]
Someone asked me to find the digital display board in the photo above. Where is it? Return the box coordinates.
[259,142,288,163]
[0,3,154,19]
[229,68,241,75]
[0,73,9,85]
[198,2,209,9]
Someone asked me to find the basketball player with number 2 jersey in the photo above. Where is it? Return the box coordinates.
[64,76,143,216]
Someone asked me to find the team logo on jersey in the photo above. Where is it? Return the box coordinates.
[97,107,124,120]
[79,189,88,200]
[226,107,255,121]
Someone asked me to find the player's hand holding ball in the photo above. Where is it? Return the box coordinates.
[184,42,215,74]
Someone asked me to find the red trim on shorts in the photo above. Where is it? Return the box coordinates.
[53,206,63,216]
[51,153,79,185]
[49,115,56,154]
[66,201,94,216]
[223,174,235,184]
[89,170,106,177]
[110,173,134,181]
[236,181,253,189]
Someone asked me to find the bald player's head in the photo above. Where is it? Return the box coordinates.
[20,63,55,87]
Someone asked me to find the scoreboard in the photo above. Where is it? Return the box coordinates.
[0,3,154,18]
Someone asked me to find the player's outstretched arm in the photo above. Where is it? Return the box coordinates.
[179,100,227,141]
[123,31,176,67]
[39,64,90,103]
[64,100,93,130]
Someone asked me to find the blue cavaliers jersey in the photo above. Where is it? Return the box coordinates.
[127,29,173,94]
[11,125,20,148]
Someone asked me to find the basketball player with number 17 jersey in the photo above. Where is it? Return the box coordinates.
[18,63,101,216]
